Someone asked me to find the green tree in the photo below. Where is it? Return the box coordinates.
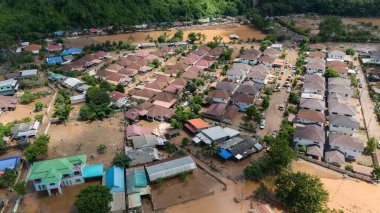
[19,92,36,104]
[365,137,377,154]
[188,32,197,44]
[246,105,262,124]
[0,169,17,188]
[288,92,300,104]
[112,151,131,168]
[53,104,73,123]
[346,47,355,55]
[275,172,328,213]
[34,102,44,112]
[373,166,380,180]
[34,114,43,122]
[115,84,125,93]
[324,69,340,78]
[173,30,184,41]
[74,185,113,213]
[244,161,266,181]
[262,96,270,111]
[13,181,27,196]
[219,48,233,62]
[319,16,344,39]
[254,183,268,202]
[24,134,49,162]
[181,137,190,146]
[96,144,107,154]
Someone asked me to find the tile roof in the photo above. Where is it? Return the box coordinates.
[294,124,325,144]
[329,114,359,129]
[24,44,42,52]
[325,150,345,166]
[297,109,326,123]
[187,118,209,129]
[207,90,231,99]
[231,93,255,103]
[204,103,227,117]
[329,133,364,151]
[215,81,239,92]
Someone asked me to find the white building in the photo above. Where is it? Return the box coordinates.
[329,114,359,135]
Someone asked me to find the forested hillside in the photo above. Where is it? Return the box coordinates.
[0,0,250,47]
[256,0,380,17]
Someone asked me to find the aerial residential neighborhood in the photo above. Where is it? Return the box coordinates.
[2,1,380,213]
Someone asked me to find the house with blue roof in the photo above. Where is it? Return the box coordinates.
[126,168,151,211]
[0,156,19,172]
[53,31,64,37]
[105,166,126,212]
[46,56,63,65]
[61,48,82,56]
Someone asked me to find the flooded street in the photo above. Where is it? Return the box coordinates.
[91,23,266,44]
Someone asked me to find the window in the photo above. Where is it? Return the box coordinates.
[50,183,55,186]
[74,171,81,176]
[75,179,82,183]
[63,174,70,178]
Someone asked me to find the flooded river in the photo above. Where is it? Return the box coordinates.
[91,23,266,44]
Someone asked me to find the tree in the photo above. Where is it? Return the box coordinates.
[80,87,112,120]
[346,47,355,55]
[34,114,43,122]
[324,69,340,78]
[34,102,44,112]
[262,96,270,111]
[244,161,266,181]
[53,104,73,123]
[115,84,125,93]
[112,151,131,167]
[181,137,190,146]
[254,183,268,202]
[145,34,153,42]
[246,105,262,124]
[288,92,300,104]
[188,32,197,44]
[219,48,233,62]
[319,16,344,39]
[13,181,27,196]
[173,30,184,42]
[0,169,17,188]
[24,134,49,162]
[96,144,107,154]
[365,137,377,154]
[264,87,273,95]
[19,92,36,104]
[74,185,113,213]
[157,34,166,43]
[373,166,380,180]
[275,172,328,213]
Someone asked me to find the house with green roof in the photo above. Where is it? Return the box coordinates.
[28,155,86,196]
[125,168,151,210]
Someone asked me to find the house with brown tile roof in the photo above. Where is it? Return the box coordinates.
[24,44,42,54]
[306,144,324,160]
[209,47,223,58]
[106,73,131,85]
[309,51,325,59]
[151,92,177,108]
[144,80,168,92]
[195,59,212,68]
[329,114,359,135]
[164,84,184,94]
[171,78,187,87]
[215,81,239,93]
[184,118,209,134]
[329,133,364,160]
[297,109,326,126]
[118,68,138,77]
[239,54,258,65]
[231,93,255,111]
[236,84,260,97]
[263,48,280,58]
[182,71,200,80]
[309,43,327,51]
[206,90,231,104]
[96,70,114,79]
[0,95,17,111]
[325,150,345,167]
[135,50,150,58]
[130,89,158,101]
[245,49,262,56]
[328,100,356,117]
[192,49,209,57]
[203,103,228,117]
[146,105,174,121]
[257,55,275,67]
[185,66,203,73]
[294,124,325,147]
[106,64,124,73]
[221,105,239,124]
[155,75,175,84]
[117,58,134,67]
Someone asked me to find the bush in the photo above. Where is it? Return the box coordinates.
[19,92,36,104]
[34,102,44,112]
[74,185,113,213]
[112,151,131,167]
[288,92,300,104]
[24,134,49,162]
[0,169,17,188]
[96,144,107,154]
[181,137,190,146]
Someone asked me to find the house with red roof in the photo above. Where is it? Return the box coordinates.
[184,118,209,134]
[47,44,63,52]
[24,44,42,54]
[125,125,152,140]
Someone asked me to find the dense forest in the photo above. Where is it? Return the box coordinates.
[256,0,380,17]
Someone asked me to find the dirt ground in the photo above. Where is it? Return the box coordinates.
[47,116,124,168]
[20,179,101,213]
[149,169,223,210]
[90,23,266,44]
[293,159,380,213]
[354,18,380,26]
[63,36,100,48]
[0,87,54,124]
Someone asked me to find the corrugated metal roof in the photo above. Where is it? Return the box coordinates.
[105,166,125,193]
[145,156,197,181]
[0,156,19,171]
[83,164,103,178]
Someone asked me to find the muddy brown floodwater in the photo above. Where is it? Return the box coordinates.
[91,23,266,44]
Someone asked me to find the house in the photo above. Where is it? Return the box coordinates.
[47,56,63,65]
[306,144,324,160]
[0,95,17,111]
[308,51,325,59]
[329,133,363,160]
[0,79,18,95]
[257,55,275,67]
[109,91,128,108]
[325,150,345,167]
[369,50,380,65]
[219,137,262,160]
[144,80,169,92]
[145,105,174,121]
[297,109,326,126]
[61,48,82,56]
[293,124,325,147]
[328,85,353,98]
[106,73,131,85]
[126,168,151,211]
[184,118,209,134]
[77,84,92,93]
[270,43,283,51]
[236,84,260,97]
[62,77,83,88]
[0,156,19,173]
[202,103,228,118]
[226,67,249,82]
[328,64,349,78]
[126,125,152,140]
[263,48,280,58]
[70,94,86,104]
[172,21,184,27]
[247,64,270,88]
[305,60,326,75]
[125,102,154,122]
[328,77,351,87]
[125,147,159,166]
[145,156,196,181]
[118,68,138,77]
[231,93,255,111]
[215,81,239,93]
[151,92,177,108]
[53,31,64,37]
[328,101,356,117]
[12,121,40,139]
[106,64,124,73]
[310,43,327,52]
[327,50,345,62]
[132,135,164,149]
[239,54,258,65]
[47,44,63,52]
[24,44,42,54]
[303,80,325,96]
[300,98,325,112]
[329,114,359,135]
[206,90,231,104]
[193,126,240,145]
[221,105,239,124]
[105,166,126,213]
[130,89,158,101]
[28,155,86,196]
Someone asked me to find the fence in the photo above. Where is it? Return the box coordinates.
[297,155,373,183]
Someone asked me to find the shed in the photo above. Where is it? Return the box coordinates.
[83,164,104,179]
[145,156,197,181]
[61,48,82,56]
[219,149,233,160]
[70,94,86,104]
[0,156,19,171]
[105,166,125,193]
[47,56,63,65]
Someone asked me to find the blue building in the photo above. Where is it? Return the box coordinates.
[105,166,126,212]
[46,56,63,65]
[61,48,82,56]
[0,156,19,172]
[53,31,64,37]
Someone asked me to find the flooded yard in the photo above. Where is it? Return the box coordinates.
[47,116,124,168]
[354,18,380,26]
[90,23,266,44]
